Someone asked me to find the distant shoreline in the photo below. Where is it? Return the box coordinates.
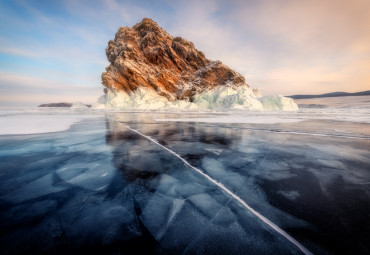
[38,103,91,107]
[38,102,72,107]
[287,90,370,99]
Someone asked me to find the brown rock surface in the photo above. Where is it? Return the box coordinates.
[102,18,249,101]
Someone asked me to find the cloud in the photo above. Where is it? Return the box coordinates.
[0,70,101,88]
[162,0,370,94]
[229,0,370,91]
[236,0,370,50]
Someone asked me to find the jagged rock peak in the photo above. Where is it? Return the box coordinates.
[102,17,249,101]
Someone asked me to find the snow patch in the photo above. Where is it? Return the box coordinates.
[0,115,92,135]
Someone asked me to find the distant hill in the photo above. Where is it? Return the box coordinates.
[288,90,370,99]
[38,103,72,107]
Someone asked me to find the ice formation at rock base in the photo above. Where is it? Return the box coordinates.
[98,18,298,112]
[71,101,89,109]
[93,86,298,111]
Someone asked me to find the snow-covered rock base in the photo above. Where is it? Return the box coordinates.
[92,86,298,111]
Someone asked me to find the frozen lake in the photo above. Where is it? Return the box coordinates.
[0,97,370,254]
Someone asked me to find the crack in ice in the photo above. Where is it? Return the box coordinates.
[126,125,313,255]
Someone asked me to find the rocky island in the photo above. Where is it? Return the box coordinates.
[94,18,297,111]
[38,102,72,107]
[38,102,91,108]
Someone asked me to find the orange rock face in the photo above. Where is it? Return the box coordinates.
[102,18,249,101]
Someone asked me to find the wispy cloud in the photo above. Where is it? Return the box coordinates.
[0,46,39,58]
[0,71,99,89]
[160,0,370,95]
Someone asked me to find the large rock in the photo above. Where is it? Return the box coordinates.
[98,18,298,111]
[101,18,251,102]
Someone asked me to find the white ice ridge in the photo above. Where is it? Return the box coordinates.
[93,86,298,111]
[126,125,313,255]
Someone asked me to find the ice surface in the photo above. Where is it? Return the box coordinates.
[140,193,186,240]
[126,125,312,254]
[276,190,300,200]
[2,174,65,203]
[296,95,370,109]
[1,98,369,254]
[188,193,223,218]
[155,113,303,124]
[153,106,370,125]
[56,161,115,191]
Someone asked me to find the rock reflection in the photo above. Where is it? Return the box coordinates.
[105,114,243,185]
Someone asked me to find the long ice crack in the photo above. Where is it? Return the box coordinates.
[126,125,313,255]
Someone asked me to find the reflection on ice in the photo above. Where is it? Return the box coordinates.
[0,111,369,254]
[109,119,312,254]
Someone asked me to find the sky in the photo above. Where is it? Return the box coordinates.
[0,0,369,106]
